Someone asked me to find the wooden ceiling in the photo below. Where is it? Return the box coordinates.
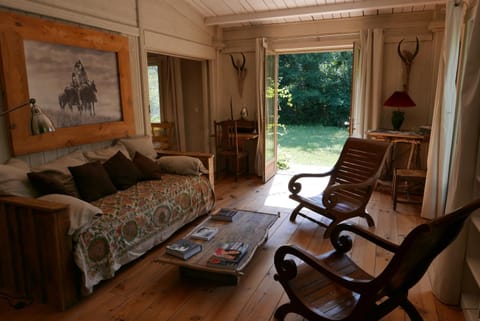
[186,0,446,27]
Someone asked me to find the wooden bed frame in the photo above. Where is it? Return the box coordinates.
[0,151,215,310]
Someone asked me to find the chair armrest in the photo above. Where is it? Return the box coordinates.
[288,169,334,195]
[330,223,400,254]
[274,244,371,294]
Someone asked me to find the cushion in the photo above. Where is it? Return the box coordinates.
[103,151,143,190]
[0,158,38,197]
[32,150,88,197]
[37,194,103,235]
[83,143,130,162]
[68,162,117,202]
[118,136,157,160]
[27,172,71,196]
[133,152,163,180]
[157,156,209,176]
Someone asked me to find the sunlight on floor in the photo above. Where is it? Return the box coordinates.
[263,164,332,209]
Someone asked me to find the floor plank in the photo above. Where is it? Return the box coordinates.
[0,172,466,321]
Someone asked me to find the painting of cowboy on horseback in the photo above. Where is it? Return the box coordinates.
[59,60,98,116]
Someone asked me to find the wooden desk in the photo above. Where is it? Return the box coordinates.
[367,130,426,169]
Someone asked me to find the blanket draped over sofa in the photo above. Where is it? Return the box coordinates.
[75,174,214,292]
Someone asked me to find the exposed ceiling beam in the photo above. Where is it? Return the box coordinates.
[204,0,446,26]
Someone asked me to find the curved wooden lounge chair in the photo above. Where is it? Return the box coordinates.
[288,137,391,238]
[274,198,480,321]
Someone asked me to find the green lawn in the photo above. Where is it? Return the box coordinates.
[277,125,349,169]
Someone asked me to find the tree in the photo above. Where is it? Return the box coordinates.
[278,51,352,126]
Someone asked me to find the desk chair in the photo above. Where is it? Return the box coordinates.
[214,120,248,181]
[274,198,480,321]
[151,122,175,150]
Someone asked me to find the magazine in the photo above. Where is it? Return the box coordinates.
[211,208,238,222]
[190,226,218,241]
[165,239,202,260]
[206,241,249,269]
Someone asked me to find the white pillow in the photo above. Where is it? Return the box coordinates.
[0,158,38,197]
[37,194,103,235]
[118,136,157,160]
[157,156,209,176]
[83,143,130,162]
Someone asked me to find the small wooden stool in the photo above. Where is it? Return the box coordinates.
[393,168,427,210]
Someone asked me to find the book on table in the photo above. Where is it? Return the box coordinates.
[166,239,202,260]
[211,208,238,222]
[206,241,249,269]
[190,226,218,241]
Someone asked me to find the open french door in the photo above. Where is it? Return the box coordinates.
[263,50,278,183]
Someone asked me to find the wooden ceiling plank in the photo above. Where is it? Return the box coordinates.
[204,0,444,25]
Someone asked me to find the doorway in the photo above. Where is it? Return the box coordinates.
[275,50,353,174]
[146,53,209,153]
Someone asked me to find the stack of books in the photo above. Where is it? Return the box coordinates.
[211,208,238,222]
[166,239,202,260]
[190,226,218,241]
[206,241,249,269]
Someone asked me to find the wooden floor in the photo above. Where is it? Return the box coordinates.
[0,172,465,321]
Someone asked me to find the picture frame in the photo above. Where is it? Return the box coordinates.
[0,11,135,156]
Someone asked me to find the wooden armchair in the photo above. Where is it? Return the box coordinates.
[151,122,175,150]
[288,137,391,238]
[274,198,480,321]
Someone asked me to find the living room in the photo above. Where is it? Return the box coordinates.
[0,0,479,320]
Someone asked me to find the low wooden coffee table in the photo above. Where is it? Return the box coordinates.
[155,209,278,284]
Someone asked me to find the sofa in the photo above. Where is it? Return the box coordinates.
[0,136,215,310]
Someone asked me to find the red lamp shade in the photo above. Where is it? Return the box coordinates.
[384,91,416,108]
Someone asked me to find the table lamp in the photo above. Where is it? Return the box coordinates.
[384,91,416,131]
[0,98,55,134]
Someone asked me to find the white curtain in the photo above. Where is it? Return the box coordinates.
[160,56,186,151]
[351,29,383,137]
[421,2,465,221]
[254,38,266,176]
[428,0,480,304]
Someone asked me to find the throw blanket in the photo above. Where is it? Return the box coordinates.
[73,174,215,292]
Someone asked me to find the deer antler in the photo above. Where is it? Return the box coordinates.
[397,37,419,92]
[230,53,247,98]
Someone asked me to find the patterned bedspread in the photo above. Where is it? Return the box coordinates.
[73,174,215,293]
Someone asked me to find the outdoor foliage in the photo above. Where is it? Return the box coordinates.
[278,51,352,126]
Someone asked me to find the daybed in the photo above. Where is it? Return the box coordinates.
[0,136,215,310]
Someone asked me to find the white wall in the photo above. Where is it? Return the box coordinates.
[219,11,445,135]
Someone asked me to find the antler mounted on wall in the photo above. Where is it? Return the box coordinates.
[397,37,419,92]
[230,53,247,97]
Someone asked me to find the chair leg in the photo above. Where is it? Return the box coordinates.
[363,212,375,227]
[289,204,303,222]
[400,299,423,321]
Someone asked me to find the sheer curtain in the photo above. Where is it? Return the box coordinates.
[424,0,479,304]
[254,38,266,176]
[421,2,465,221]
[351,29,383,137]
[159,56,186,151]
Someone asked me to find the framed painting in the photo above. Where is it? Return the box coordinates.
[0,11,135,156]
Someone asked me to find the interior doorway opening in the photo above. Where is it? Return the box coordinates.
[276,50,353,174]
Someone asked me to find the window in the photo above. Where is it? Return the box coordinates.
[148,65,161,122]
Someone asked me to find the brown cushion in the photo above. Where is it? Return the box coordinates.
[68,162,117,202]
[133,152,163,180]
[27,172,71,196]
[103,151,143,190]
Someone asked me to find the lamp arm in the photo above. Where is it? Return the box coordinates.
[0,99,35,117]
